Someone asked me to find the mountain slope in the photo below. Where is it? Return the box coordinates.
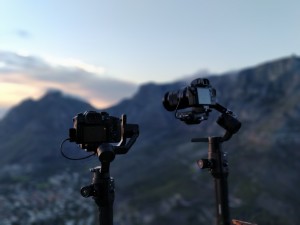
[0,91,96,166]
[0,56,300,225]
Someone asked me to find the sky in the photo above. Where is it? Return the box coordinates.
[0,0,300,117]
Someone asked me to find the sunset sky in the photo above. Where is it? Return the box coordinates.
[0,0,300,117]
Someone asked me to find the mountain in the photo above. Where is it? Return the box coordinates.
[0,91,96,165]
[0,56,300,225]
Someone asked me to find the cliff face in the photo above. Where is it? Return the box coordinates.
[0,56,299,225]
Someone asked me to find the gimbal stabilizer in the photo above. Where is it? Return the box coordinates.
[66,112,139,225]
[162,78,242,225]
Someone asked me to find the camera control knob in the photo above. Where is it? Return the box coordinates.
[197,159,213,169]
[80,185,94,198]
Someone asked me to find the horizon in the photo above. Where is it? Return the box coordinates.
[0,53,298,119]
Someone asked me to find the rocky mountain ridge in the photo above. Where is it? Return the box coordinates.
[0,55,300,225]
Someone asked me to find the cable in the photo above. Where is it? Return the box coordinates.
[174,96,182,120]
[60,138,96,160]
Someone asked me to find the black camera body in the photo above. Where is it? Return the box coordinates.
[162,78,217,111]
[69,111,122,151]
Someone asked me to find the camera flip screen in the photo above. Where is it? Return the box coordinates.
[197,88,212,105]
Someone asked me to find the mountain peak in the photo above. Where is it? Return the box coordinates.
[249,54,300,74]
[42,89,63,99]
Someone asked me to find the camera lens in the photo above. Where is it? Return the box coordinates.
[162,87,191,111]
[162,91,179,111]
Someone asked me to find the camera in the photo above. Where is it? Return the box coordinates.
[69,111,122,151]
[162,77,241,138]
[162,78,217,111]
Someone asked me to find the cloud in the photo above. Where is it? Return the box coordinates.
[14,29,31,39]
[0,50,138,112]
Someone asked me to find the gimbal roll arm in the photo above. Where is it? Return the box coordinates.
[114,124,139,155]
[104,114,139,155]
[191,103,241,142]
[213,103,241,142]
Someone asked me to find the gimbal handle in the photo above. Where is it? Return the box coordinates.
[192,136,234,225]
